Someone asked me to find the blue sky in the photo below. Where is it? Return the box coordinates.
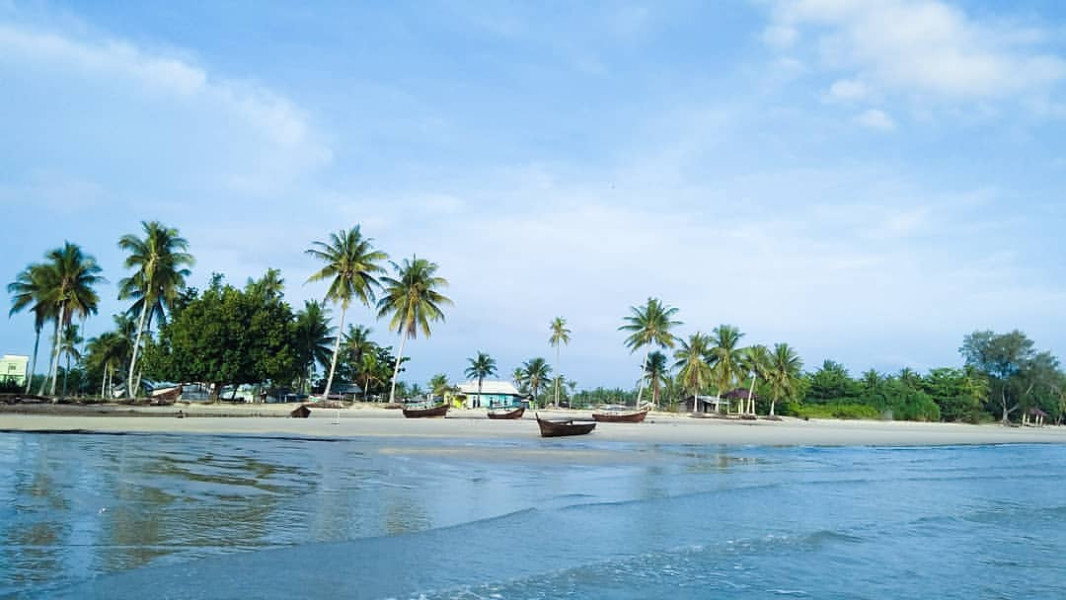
[3,0,1065,389]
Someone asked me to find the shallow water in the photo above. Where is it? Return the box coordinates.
[1,432,1064,599]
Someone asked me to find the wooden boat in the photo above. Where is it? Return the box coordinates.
[290,404,311,418]
[536,413,596,437]
[402,403,449,418]
[487,406,525,420]
[149,385,183,406]
[592,405,650,423]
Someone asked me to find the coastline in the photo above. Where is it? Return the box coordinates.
[2,404,1065,446]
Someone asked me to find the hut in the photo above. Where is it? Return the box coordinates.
[1025,407,1048,427]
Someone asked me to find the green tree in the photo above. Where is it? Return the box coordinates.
[520,357,552,406]
[118,221,194,398]
[306,226,387,400]
[767,343,803,416]
[805,359,861,403]
[674,332,713,413]
[376,256,452,404]
[58,323,83,396]
[960,330,1034,422]
[86,328,130,399]
[7,263,53,393]
[465,351,497,408]
[293,300,334,394]
[739,344,771,416]
[549,317,571,407]
[619,298,681,407]
[708,325,745,410]
[643,350,670,408]
[40,243,104,395]
[428,373,454,399]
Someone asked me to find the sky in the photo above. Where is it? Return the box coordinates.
[2,0,1065,389]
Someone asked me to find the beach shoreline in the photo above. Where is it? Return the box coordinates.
[2,403,1065,446]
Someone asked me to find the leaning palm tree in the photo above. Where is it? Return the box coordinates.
[40,243,104,395]
[675,332,713,413]
[766,342,803,417]
[375,256,452,405]
[464,351,497,408]
[118,222,194,398]
[521,357,553,407]
[739,344,771,416]
[8,263,54,393]
[643,350,670,408]
[306,226,387,400]
[549,317,571,407]
[708,324,745,413]
[619,298,681,407]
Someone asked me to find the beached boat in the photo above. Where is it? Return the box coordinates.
[536,413,596,437]
[149,385,183,405]
[487,406,525,420]
[402,403,449,418]
[290,404,311,418]
[592,405,650,423]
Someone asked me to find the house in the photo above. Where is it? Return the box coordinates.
[682,394,731,414]
[454,380,524,408]
[0,355,29,388]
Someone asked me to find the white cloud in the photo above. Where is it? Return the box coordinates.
[827,78,870,102]
[764,0,1066,103]
[855,108,897,130]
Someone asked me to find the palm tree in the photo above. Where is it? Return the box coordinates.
[86,330,130,399]
[521,357,553,407]
[306,226,387,400]
[739,344,771,416]
[41,243,104,395]
[294,300,334,394]
[549,317,571,407]
[643,350,670,408]
[375,256,452,404]
[8,263,54,393]
[619,298,681,407]
[675,332,713,413]
[464,351,497,408]
[428,373,454,400]
[118,222,193,398]
[708,324,745,413]
[766,342,803,417]
[58,323,83,397]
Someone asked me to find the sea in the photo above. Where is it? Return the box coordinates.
[1,430,1064,599]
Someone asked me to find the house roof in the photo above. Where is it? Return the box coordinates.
[457,380,521,396]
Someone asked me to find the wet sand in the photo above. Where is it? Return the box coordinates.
[1,404,1064,446]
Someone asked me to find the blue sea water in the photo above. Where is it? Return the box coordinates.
[0,432,1064,599]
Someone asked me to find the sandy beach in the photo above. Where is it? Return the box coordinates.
[1,403,1064,446]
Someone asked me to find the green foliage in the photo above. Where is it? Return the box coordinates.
[805,360,863,403]
[788,403,882,420]
[145,274,298,398]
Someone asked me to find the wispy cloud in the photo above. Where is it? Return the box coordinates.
[855,108,896,130]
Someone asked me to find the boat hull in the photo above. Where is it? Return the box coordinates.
[402,404,449,418]
[487,407,525,420]
[536,415,596,437]
[591,407,649,423]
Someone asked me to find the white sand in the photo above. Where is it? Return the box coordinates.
[1,405,1065,446]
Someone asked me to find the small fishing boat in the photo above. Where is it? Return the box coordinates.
[402,403,449,418]
[290,404,311,418]
[536,413,596,437]
[487,406,525,420]
[592,405,650,423]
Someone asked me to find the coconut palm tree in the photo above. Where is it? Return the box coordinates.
[464,351,497,408]
[40,243,104,395]
[675,332,713,413]
[8,263,54,393]
[86,330,130,399]
[375,256,452,405]
[294,300,334,394]
[58,323,83,397]
[619,298,681,407]
[766,342,803,417]
[549,317,571,407]
[521,357,553,407]
[118,222,194,398]
[708,324,745,413]
[739,344,771,416]
[306,226,387,400]
[643,350,670,408]
[342,324,374,371]
[428,373,455,400]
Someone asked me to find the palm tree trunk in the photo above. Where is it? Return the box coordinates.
[100,363,108,399]
[747,374,757,416]
[324,305,347,400]
[635,348,649,407]
[49,305,66,396]
[553,345,560,408]
[25,328,41,394]
[126,303,149,398]
[388,332,408,404]
[62,349,71,397]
